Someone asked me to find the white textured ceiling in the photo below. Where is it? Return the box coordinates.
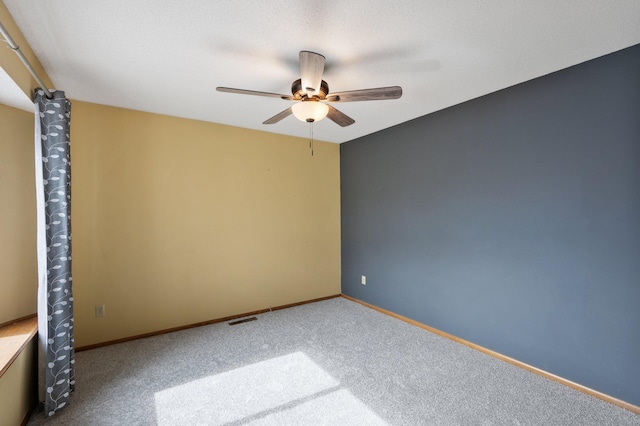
[3,0,640,143]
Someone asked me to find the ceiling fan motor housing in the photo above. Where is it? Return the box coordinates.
[291,79,329,100]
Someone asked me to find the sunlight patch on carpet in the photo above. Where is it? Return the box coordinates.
[243,388,389,425]
[154,351,386,425]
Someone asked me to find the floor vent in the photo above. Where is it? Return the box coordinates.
[228,316,257,326]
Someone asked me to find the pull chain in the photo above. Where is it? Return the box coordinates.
[309,121,314,156]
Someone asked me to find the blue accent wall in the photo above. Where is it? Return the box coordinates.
[340,44,640,406]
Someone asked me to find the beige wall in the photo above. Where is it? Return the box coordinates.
[72,101,341,347]
[0,103,37,324]
[0,339,36,426]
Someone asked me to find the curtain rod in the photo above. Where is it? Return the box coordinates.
[0,19,53,99]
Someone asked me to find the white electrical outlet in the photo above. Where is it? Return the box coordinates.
[95,304,105,317]
[361,275,366,285]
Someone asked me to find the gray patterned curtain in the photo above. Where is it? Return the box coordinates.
[34,89,75,416]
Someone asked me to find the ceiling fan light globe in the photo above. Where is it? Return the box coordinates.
[292,101,329,123]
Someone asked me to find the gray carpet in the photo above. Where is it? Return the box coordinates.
[28,297,639,425]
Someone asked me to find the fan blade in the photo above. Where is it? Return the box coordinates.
[326,86,402,102]
[326,105,355,127]
[299,51,326,97]
[217,87,294,100]
[263,108,293,124]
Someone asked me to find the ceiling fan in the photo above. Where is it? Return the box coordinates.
[216,51,402,127]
